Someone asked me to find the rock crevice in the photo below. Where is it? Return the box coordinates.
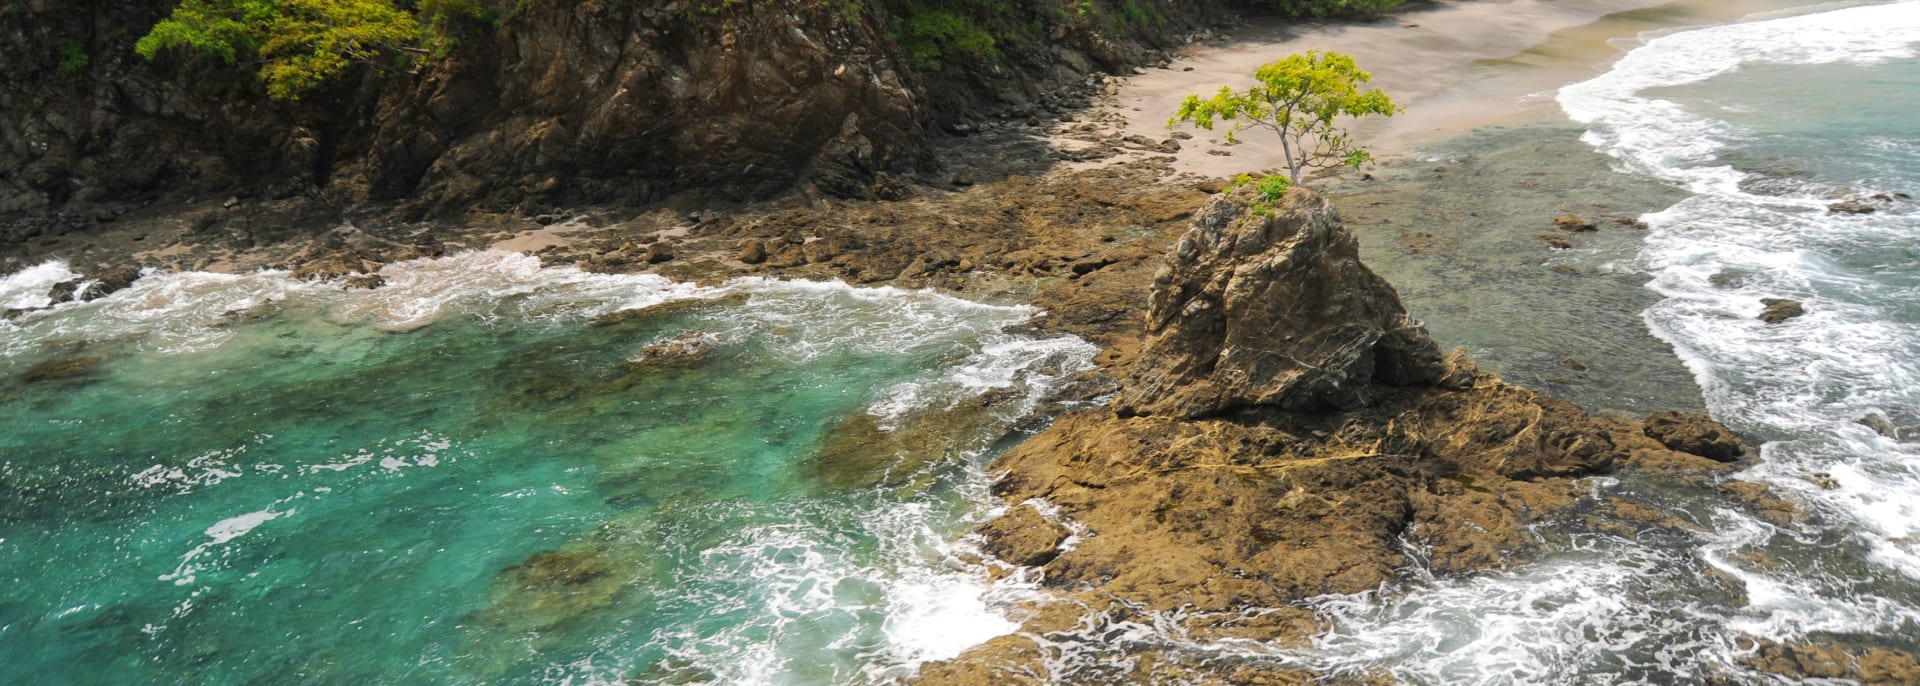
[915,186,1749,683]
[1115,186,1462,418]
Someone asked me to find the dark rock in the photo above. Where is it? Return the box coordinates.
[951,170,977,187]
[1828,200,1878,214]
[20,356,106,385]
[1540,233,1573,249]
[1114,186,1455,418]
[1643,411,1744,462]
[85,265,142,299]
[643,242,675,264]
[1857,412,1917,441]
[590,293,748,327]
[1759,298,1805,324]
[737,239,769,265]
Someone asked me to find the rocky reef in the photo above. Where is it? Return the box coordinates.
[913,185,1746,683]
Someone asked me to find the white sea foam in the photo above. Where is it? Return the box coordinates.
[0,249,1091,683]
[1560,1,1920,193]
[0,260,82,311]
[1032,4,1920,682]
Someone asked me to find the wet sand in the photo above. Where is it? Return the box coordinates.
[1067,0,1831,177]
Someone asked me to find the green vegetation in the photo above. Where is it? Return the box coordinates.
[1227,172,1292,215]
[134,0,485,100]
[883,0,1007,70]
[56,37,89,78]
[1240,0,1400,18]
[1170,50,1400,184]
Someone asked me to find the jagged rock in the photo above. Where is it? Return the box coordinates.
[1759,298,1805,324]
[1858,412,1916,441]
[977,505,1070,567]
[642,242,675,264]
[624,331,722,369]
[1745,639,1920,684]
[1718,480,1798,526]
[1113,186,1456,418]
[1552,213,1598,232]
[736,239,769,265]
[1643,410,1744,462]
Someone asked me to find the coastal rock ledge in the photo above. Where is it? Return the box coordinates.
[914,187,1747,683]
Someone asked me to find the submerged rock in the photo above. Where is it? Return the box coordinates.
[590,293,749,327]
[1552,213,1599,232]
[623,331,723,370]
[19,356,107,385]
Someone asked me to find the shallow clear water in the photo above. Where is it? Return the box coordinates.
[0,252,1093,684]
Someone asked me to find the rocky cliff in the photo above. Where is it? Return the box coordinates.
[913,186,1746,683]
[0,0,1223,233]
[1,1,929,217]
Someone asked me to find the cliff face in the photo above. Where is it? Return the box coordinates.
[0,0,1222,229]
[0,0,929,220]
[914,187,1746,683]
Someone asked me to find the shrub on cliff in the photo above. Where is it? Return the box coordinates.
[134,0,485,100]
[1237,0,1400,18]
[1169,50,1399,184]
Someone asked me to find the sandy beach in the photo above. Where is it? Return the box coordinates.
[1061,0,1831,178]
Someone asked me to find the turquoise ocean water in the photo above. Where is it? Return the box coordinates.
[6,3,1920,683]
[0,251,1092,684]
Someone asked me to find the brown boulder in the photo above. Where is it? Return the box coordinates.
[1113,186,1455,418]
[1759,298,1805,324]
[737,239,769,265]
[1552,213,1598,231]
[977,505,1070,567]
[1643,411,1744,462]
[1746,639,1920,684]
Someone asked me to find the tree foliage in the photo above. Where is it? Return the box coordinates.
[1169,50,1400,184]
[135,0,483,100]
[1237,0,1400,18]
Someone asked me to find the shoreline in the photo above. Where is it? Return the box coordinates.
[4,2,1903,683]
[1057,0,1840,177]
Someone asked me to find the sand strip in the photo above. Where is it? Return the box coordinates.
[1062,0,1828,178]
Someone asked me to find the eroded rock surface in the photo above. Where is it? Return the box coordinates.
[1114,186,1461,419]
[914,188,1746,683]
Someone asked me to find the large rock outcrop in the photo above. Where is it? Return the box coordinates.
[0,0,1229,231]
[914,188,1749,683]
[0,0,929,220]
[1115,185,1460,417]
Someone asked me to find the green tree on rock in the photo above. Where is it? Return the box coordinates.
[135,0,483,100]
[1170,50,1400,187]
